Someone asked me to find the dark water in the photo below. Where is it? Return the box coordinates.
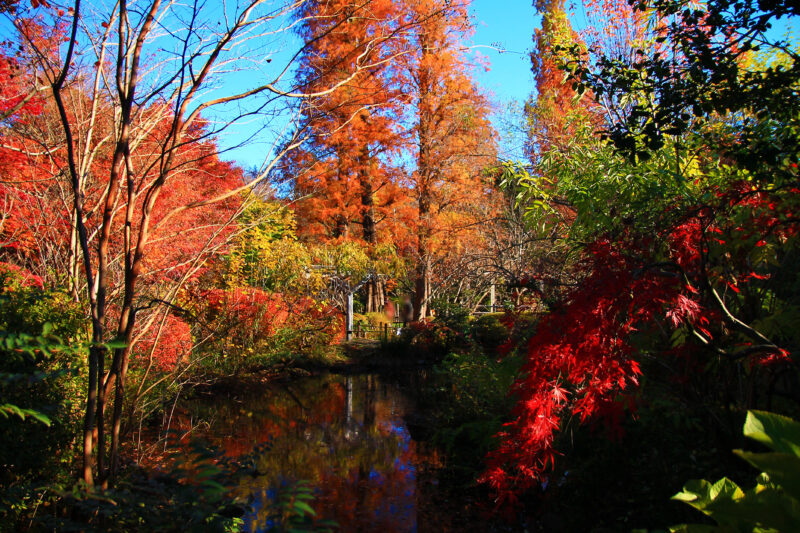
[174,373,452,532]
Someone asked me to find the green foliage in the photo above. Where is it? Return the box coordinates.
[567,0,800,183]
[362,311,390,326]
[24,440,331,533]
[525,121,704,242]
[0,269,86,340]
[421,349,522,484]
[0,328,69,426]
[0,267,87,515]
[0,277,86,448]
[225,198,316,293]
[671,411,800,532]
[435,350,521,428]
[468,314,510,355]
[256,480,336,533]
[402,321,467,359]
[311,241,406,290]
[498,160,556,218]
[432,300,471,333]
[498,312,540,356]
[33,443,242,532]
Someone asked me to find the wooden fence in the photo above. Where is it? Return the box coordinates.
[349,320,405,341]
[472,304,536,315]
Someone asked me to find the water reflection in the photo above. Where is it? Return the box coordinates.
[178,373,439,532]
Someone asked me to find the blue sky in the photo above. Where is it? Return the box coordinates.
[470,1,538,106]
[219,1,797,168]
[221,2,540,168]
[469,1,539,160]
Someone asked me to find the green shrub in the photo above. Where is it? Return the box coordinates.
[669,410,800,532]
[400,320,467,359]
[468,313,510,355]
[431,300,471,335]
[0,265,88,528]
[412,350,522,485]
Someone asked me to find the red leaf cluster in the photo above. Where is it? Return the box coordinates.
[133,314,192,373]
[481,181,797,499]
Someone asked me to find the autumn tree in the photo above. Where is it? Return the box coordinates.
[287,0,411,241]
[281,1,496,318]
[524,0,589,157]
[482,0,800,505]
[279,0,417,312]
[0,0,424,487]
[403,0,496,319]
[515,0,651,314]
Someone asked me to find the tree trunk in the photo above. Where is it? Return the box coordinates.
[414,30,433,321]
[414,179,431,320]
[366,278,385,313]
[359,145,385,314]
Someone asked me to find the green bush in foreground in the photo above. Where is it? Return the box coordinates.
[668,410,800,532]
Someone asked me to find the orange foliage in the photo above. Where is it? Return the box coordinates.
[0,260,43,290]
[527,0,601,157]
[204,288,290,338]
[0,28,244,374]
[133,314,193,373]
[189,287,344,352]
[581,0,648,60]
[285,0,413,245]
[0,44,244,285]
[402,0,497,316]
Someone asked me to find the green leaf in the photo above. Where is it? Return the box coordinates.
[196,466,222,479]
[27,410,53,426]
[734,450,800,501]
[102,338,128,350]
[0,403,52,426]
[672,478,744,509]
[292,500,316,516]
[743,411,800,457]
[668,525,722,533]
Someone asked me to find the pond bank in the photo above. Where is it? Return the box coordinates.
[193,338,435,394]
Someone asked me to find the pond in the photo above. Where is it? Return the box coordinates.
[160,372,499,531]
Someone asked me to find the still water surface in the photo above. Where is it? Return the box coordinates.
[176,373,442,532]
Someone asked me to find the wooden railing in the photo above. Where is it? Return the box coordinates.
[472,304,535,315]
[349,320,404,341]
[472,304,501,315]
[347,305,539,340]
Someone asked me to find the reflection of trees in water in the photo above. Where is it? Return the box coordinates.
[168,374,428,532]
[240,374,425,532]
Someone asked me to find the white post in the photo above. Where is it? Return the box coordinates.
[490,283,496,312]
[346,291,354,340]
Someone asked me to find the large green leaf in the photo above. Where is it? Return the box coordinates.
[743,411,800,457]
[672,478,744,510]
[734,450,800,502]
[673,476,798,531]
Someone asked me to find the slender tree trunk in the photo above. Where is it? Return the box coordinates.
[68,216,79,302]
[414,182,431,320]
[47,0,104,485]
[109,245,143,476]
[359,146,384,313]
[414,30,433,321]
